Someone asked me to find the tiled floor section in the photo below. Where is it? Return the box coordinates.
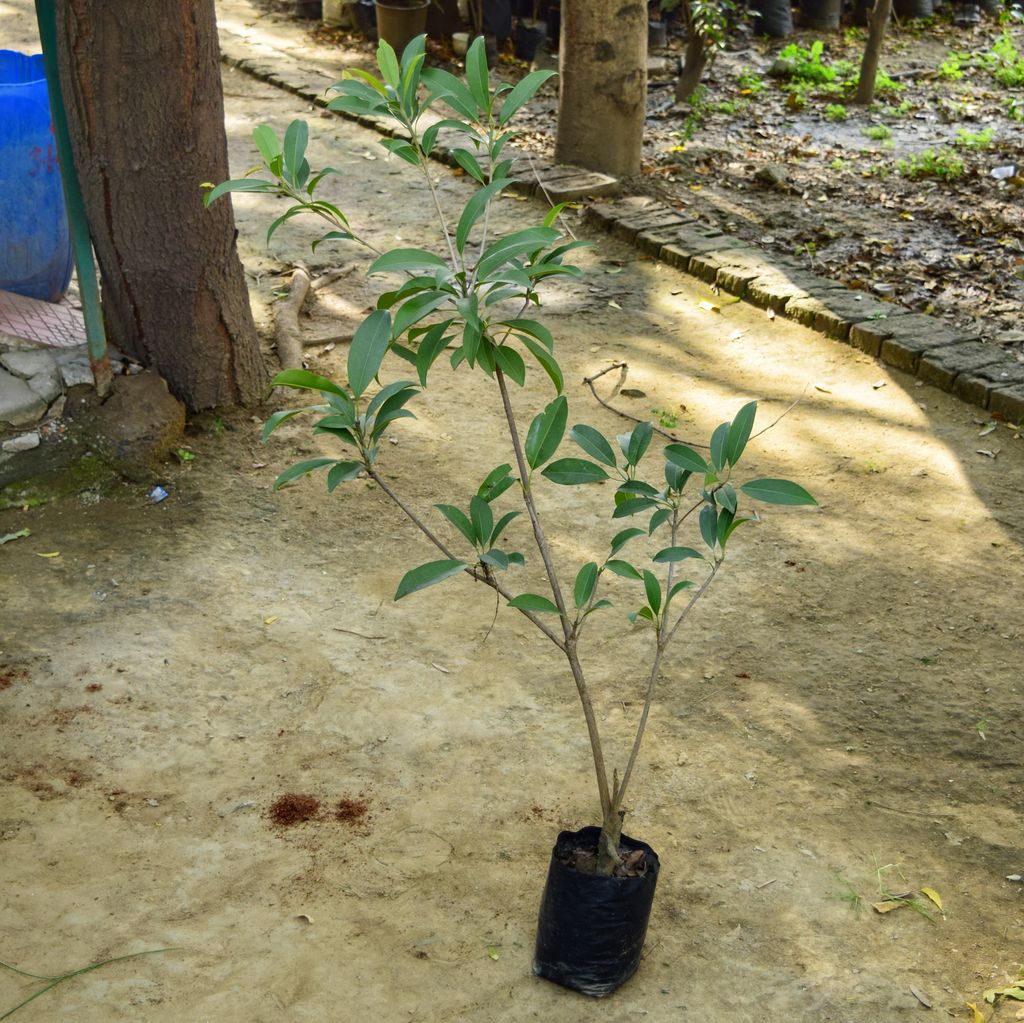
[0,289,87,348]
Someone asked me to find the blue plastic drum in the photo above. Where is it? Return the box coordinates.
[0,50,73,302]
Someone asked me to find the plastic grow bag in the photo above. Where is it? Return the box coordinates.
[533,826,661,997]
[0,50,73,302]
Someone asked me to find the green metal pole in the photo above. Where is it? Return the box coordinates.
[33,0,112,397]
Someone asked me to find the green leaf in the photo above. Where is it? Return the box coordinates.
[709,422,730,472]
[282,119,309,187]
[262,404,324,443]
[415,320,454,387]
[498,68,557,125]
[422,116,471,155]
[252,124,281,165]
[507,593,560,613]
[477,228,560,279]
[348,309,392,397]
[541,458,609,486]
[470,495,494,547]
[518,335,563,393]
[583,599,613,617]
[420,68,480,120]
[629,606,657,625]
[610,527,645,555]
[642,569,662,615]
[273,457,337,490]
[478,463,514,499]
[740,479,817,506]
[611,497,658,519]
[368,248,449,275]
[490,510,520,546]
[726,400,757,466]
[652,546,705,564]
[271,368,350,400]
[700,503,718,550]
[366,379,417,418]
[648,507,672,534]
[326,461,362,491]
[716,507,735,549]
[606,559,642,581]
[312,229,355,253]
[501,318,553,352]
[718,483,737,515]
[494,345,526,386]
[456,179,511,253]
[380,138,420,166]
[480,549,509,571]
[203,177,276,207]
[570,424,617,467]
[436,503,476,544]
[617,479,660,498]
[450,147,486,183]
[625,421,654,467]
[395,559,468,600]
[525,396,568,470]
[392,291,450,338]
[665,443,709,474]
[668,579,696,601]
[574,562,599,609]
[464,34,491,114]
[376,38,401,87]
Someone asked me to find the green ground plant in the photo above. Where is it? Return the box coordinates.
[862,124,893,140]
[825,103,847,121]
[896,147,965,180]
[954,126,995,149]
[206,37,816,877]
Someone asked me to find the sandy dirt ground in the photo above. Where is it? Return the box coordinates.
[1,7,1022,1021]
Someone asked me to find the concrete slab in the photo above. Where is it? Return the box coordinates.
[0,368,47,426]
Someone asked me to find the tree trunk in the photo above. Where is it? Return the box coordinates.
[53,0,266,410]
[852,0,892,106]
[554,0,647,179]
[674,30,709,104]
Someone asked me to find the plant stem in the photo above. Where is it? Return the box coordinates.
[494,367,613,822]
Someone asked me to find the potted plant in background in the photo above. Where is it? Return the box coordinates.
[374,0,430,52]
[513,0,547,61]
[205,37,816,996]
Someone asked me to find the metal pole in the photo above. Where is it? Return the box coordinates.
[33,0,112,397]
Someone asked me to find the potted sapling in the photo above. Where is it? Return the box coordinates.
[205,36,816,997]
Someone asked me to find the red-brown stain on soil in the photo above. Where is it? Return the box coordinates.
[0,666,28,690]
[269,793,322,827]
[336,796,370,826]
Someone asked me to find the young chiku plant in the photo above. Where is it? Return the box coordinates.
[206,36,816,877]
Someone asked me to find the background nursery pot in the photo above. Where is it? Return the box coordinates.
[534,827,660,997]
[374,0,429,52]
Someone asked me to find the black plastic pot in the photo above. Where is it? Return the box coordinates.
[294,0,322,16]
[533,826,660,998]
[354,0,377,38]
[893,0,934,16]
[514,18,548,60]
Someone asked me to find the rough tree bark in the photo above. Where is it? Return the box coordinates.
[554,0,648,179]
[53,0,266,410]
[852,0,893,106]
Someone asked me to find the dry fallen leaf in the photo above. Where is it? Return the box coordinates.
[976,449,999,459]
[296,913,314,924]
[36,551,61,558]
[872,380,887,390]
[966,1002,985,1023]
[432,663,450,674]
[766,308,776,320]
[608,300,622,310]
[910,986,933,1008]
[698,300,721,313]
[919,886,943,911]
[264,615,279,625]
[872,899,904,914]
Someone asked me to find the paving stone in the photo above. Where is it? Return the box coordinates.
[953,360,1024,408]
[876,314,978,373]
[848,317,904,357]
[712,249,788,296]
[635,228,684,257]
[534,168,619,202]
[917,342,1009,392]
[0,368,46,425]
[688,241,761,284]
[989,383,1024,423]
[611,209,690,244]
[0,348,59,378]
[785,291,903,339]
[746,271,846,314]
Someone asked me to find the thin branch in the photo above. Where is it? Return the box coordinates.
[366,466,566,651]
[583,362,710,449]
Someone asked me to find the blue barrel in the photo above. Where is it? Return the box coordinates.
[0,50,73,302]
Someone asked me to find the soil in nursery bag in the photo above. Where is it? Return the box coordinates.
[533,826,660,997]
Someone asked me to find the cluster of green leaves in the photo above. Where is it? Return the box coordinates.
[940,31,1024,89]
[896,147,965,180]
[495,400,814,630]
[777,41,903,107]
[953,126,995,149]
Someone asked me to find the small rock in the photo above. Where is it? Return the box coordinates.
[1,431,41,453]
[59,361,93,388]
[754,165,789,189]
[28,369,62,403]
[0,369,47,426]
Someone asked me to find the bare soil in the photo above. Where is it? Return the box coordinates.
[1,6,1023,1021]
